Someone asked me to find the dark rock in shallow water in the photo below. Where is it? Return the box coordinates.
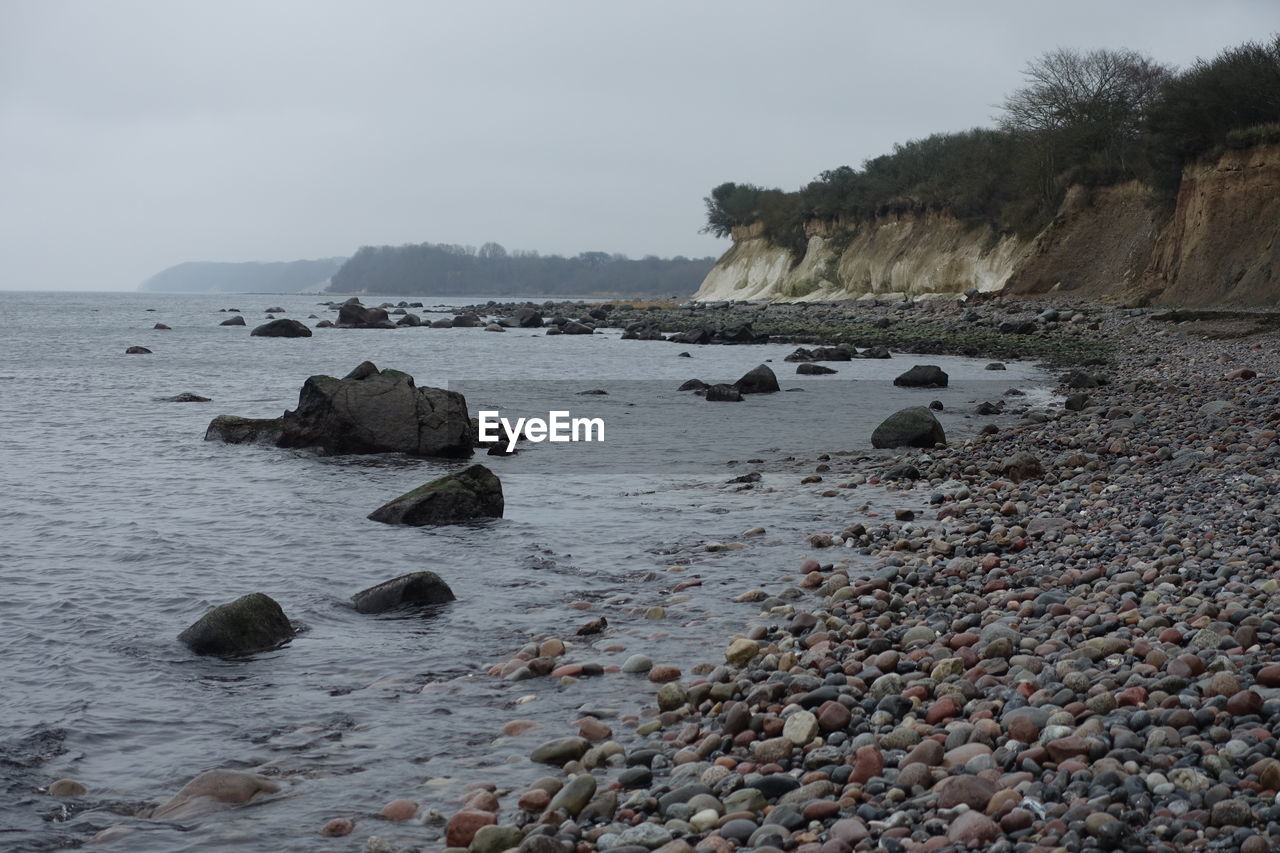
[859,345,891,359]
[430,318,453,328]
[335,301,395,329]
[368,464,504,526]
[178,593,294,656]
[669,327,711,345]
[277,363,472,457]
[451,312,482,328]
[125,346,152,354]
[893,364,948,388]
[797,363,837,375]
[153,323,171,330]
[251,318,312,338]
[735,364,779,394]
[678,379,709,392]
[395,313,422,327]
[560,320,595,335]
[204,415,284,445]
[219,315,246,326]
[162,392,211,403]
[706,384,744,402]
[351,571,456,613]
[871,406,946,449]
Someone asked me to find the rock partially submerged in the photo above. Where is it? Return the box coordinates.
[705,384,743,402]
[351,571,456,613]
[205,362,473,457]
[125,346,152,354]
[796,363,838,375]
[177,593,295,656]
[219,315,246,326]
[204,415,283,445]
[735,364,779,394]
[150,769,280,820]
[871,406,946,449]
[250,318,312,338]
[368,464,504,526]
[893,364,948,387]
[336,299,396,329]
[161,392,211,403]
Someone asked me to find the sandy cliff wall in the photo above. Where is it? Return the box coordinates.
[695,214,1031,302]
[693,145,1279,307]
[1146,145,1280,307]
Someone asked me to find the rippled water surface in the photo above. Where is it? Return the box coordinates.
[0,292,1050,850]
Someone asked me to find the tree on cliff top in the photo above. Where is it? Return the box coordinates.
[999,47,1171,199]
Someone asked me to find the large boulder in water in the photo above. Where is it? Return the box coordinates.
[204,415,283,444]
[368,464,504,526]
[251,318,312,338]
[452,312,482,328]
[669,327,712,345]
[276,362,472,457]
[351,571,456,613]
[871,406,946,449]
[178,593,295,656]
[735,364,779,394]
[893,365,948,388]
[336,299,395,329]
[219,315,246,326]
[501,305,543,328]
[150,770,281,820]
[797,363,837,375]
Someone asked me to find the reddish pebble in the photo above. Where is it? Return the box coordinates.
[648,665,681,683]
[380,799,418,821]
[927,696,960,724]
[1257,665,1280,687]
[518,789,550,811]
[321,818,354,837]
[578,717,613,741]
[445,809,495,847]
[801,559,821,573]
[503,720,538,736]
[551,664,583,678]
[804,800,841,821]
[849,745,884,784]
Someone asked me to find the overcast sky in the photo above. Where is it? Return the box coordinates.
[1,1,1274,291]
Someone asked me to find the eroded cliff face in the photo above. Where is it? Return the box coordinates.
[1146,145,1280,307]
[695,215,1031,302]
[694,145,1278,307]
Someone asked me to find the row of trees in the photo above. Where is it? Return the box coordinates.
[328,242,715,296]
[704,37,1280,243]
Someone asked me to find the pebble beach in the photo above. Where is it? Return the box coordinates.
[357,305,1280,853]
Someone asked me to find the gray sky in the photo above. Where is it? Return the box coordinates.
[1,1,1274,291]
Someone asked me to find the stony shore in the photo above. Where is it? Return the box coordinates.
[343,302,1280,853]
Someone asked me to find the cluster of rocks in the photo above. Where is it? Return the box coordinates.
[679,365,782,403]
[350,307,1280,853]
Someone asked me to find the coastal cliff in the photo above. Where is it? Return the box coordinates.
[694,145,1279,308]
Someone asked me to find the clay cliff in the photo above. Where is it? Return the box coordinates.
[693,145,1279,308]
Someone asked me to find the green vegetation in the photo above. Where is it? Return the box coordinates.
[704,37,1280,249]
[328,242,714,297]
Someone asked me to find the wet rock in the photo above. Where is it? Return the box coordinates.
[735,364,780,394]
[380,798,418,821]
[705,384,743,402]
[893,365,948,388]
[871,406,946,449]
[367,464,503,526]
[204,415,283,445]
[125,346,152,354]
[161,392,211,403]
[219,315,246,326]
[250,318,312,337]
[48,779,86,797]
[177,593,295,656]
[796,363,837,375]
[276,363,472,457]
[350,571,456,613]
[150,769,280,819]
[336,300,396,329]
[678,379,709,391]
[446,809,496,846]
[530,737,589,765]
